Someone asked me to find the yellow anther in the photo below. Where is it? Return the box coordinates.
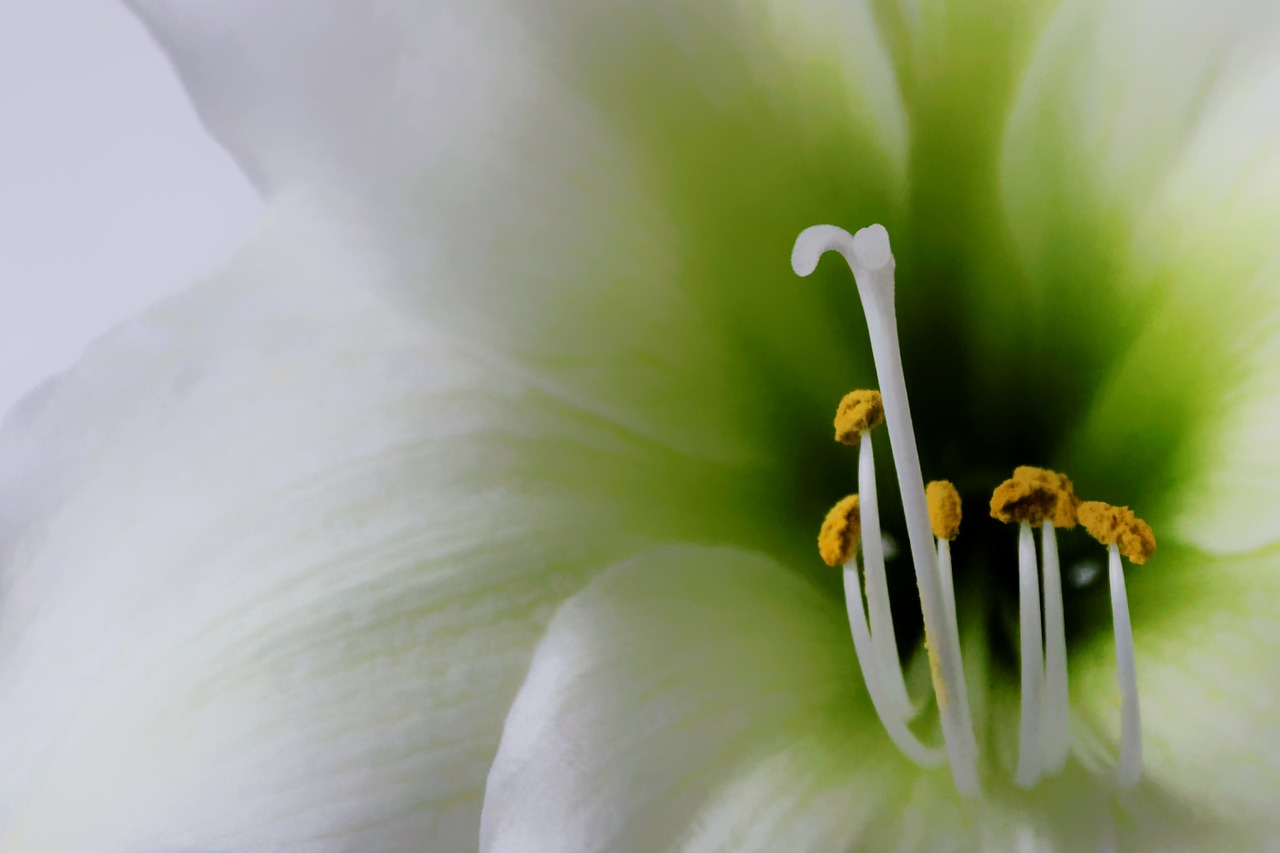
[926,480,962,541]
[834,390,885,445]
[819,494,861,567]
[990,466,1078,527]
[1077,501,1157,565]
[1044,469,1079,529]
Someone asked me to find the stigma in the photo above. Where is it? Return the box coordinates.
[797,223,1156,794]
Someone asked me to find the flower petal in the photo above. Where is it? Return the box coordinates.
[1128,59,1280,555]
[481,542,1250,852]
[0,206,749,850]
[484,544,1175,851]
[999,0,1280,552]
[127,0,907,197]
[480,543,916,852]
[1001,0,1280,280]
[127,0,913,470]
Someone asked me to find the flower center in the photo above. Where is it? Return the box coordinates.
[795,224,1156,795]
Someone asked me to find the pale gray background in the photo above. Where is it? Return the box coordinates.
[0,1,262,413]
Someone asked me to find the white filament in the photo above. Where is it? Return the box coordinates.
[859,430,914,719]
[935,536,974,761]
[1108,543,1142,787]
[843,561,945,768]
[1040,521,1070,772]
[794,224,978,794]
[1016,520,1044,788]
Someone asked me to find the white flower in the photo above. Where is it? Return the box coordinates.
[3,1,1280,850]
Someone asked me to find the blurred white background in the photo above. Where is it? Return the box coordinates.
[0,1,262,413]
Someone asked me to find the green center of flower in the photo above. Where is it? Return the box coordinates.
[795,223,1157,796]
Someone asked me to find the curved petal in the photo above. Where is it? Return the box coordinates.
[1000,0,1280,286]
[999,0,1280,552]
[128,0,907,198]
[0,206,753,851]
[481,543,1243,852]
[1129,61,1280,555]
[480,543,924,853]
[127,0,912,469]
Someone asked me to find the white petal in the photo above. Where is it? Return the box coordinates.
[0,205,739,850]
[1002,0,1280,272]
[480,544,977,853]
[480,545,1216,852]
[127,0,906,198]
[125,0,911,463]
[1131,61,1280,555]
[1001,0,1280,553]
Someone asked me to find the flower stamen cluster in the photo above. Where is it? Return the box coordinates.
[795,224,1155,794]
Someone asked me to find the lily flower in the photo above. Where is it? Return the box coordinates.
[3,0,1280,850]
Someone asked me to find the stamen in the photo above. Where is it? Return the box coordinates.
[927,481,971,741]
[830,389,910,716]
[926,482,963,663]
[991,467,1078,785]
[818,494,944,767]
[834,391,916,717]
[1040,520,1070,773]
[795,224,978,795]
[843,559,946,769]
[1078,500,1156,787]
[1015,520,1045,788]
[1041,474,1077,773]
[1107,542,1142,788]
[858,429,914,720]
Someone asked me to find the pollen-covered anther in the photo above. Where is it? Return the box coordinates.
[1045,470,1079,529]
[990,466,1077,527]
[1083,500,1152,786]
[819,495,861,567]
[1078,501,1157,564]
[834,389,885,445]
[926,480,962,541]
